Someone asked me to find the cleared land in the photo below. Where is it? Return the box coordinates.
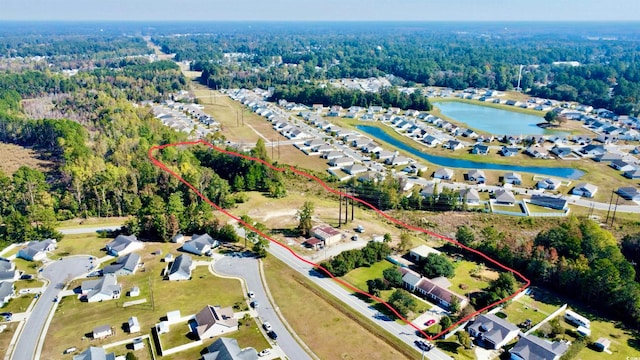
[0,142,53,175]
[264,256,415,360]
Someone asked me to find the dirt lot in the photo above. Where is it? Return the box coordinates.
[0,142,53,175]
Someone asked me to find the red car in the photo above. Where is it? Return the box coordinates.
[424,319,436,327]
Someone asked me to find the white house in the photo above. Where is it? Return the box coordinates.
[571,183,598,198]
[182,234,218,256]
[536,178,561,190]
[128,316,141,333]
[433,168,454,180]
[503,172,522,185]
[467,314,519,350]
[92,325,113,340]
[81,274,122,303]
[105,235,143,257]
[194,305,239,340]
[167,254,193,281]
[17,239,57,262]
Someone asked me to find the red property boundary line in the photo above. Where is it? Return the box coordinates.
[149,139,531,341]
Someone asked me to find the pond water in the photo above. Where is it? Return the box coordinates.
[357,125,584,179]
[435,101,562,135]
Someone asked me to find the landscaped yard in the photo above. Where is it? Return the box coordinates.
[492,203,527,215]
[500,293,560,327]
[264,256,416,360]
[102,337,154,360]
[2,294,35,314]
[341,260,395,292]
[448,260,495,297]
[41,241,245,359]
[53,233,113,258]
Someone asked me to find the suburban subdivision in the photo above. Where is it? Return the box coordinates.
[1,19,640,360]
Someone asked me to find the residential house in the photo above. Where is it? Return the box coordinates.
[494,189,516,205]
[433,167,454,180]
[422,135,441,147]
[467,314,520,350]
[594,152,623,163]
[128,316,140,333]
[92,325,113,340]
[386,155,411,166]
[167,254,193,281]
[536,178,561,190]
[463,129,479,138]
[323,151,344,160]
[471,144,489,155]
[0,282,14,307]
[510,334,569,360]
[343,164,368,175]
[467,169,487,184]
[503,172,522,185]
[182,234,219,256]
[17,239,57,262]
[459,188,481,205]
[420,183,437,198]
[202,337,258,360]
[194,305,239,340]
[610,160,636,172]
[571,183,598,198]
[400,268,468,310]
[105,235,143,257]
[525,145,549,159]
[310,225,343,246]
[624,169,640,179]
[361,142,383,154]
[580,144,606,157]
[617,187,640,201]
[328,157,355,167]
[409,245,441,262]
[594,338,611,353]
[500,147,519,157]
[550,146,573,158]
[73,347,115,360]
[81,274,122,302]
[102,253,140,276]
[0,259,19,282]
[376,150,395,161]
[529,195,568,210]
[443,140,464,151]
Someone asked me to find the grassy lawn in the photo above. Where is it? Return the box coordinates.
[14,279,44,292]
[448,260,494,297]
[435,340,476,359]
[0,322,19,356]
[54,234,113,258]
[525,203,567,214]
[104,337,154,360]
[2,294,35,313]
[57,217,129,229]
[264,256,417,360]
[158,321,193,349]
[492,203,527,214]
[500,294,560,326]
[341,260,395,292]
[12,258,39,275]
[41,241,244,359]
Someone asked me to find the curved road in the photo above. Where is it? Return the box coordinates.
[213,255,313,360]
[11,256,93,360]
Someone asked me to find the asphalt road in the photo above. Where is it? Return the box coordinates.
[11,256,93,360]
[213,254,313,360]
[267,244,453,360]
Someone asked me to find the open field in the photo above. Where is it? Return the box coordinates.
[448,260,494,297]
[57,217,129,230]
[41,241,245,359]
[0,142,53,176]
[499,293,560,326]
[264,256,416,360]
[54,234,113,258]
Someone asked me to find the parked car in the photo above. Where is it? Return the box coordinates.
[267,330,278,340]
[258,349,271,357]
[63,347,77,354]
[248,291,255,299]
[414,340,433,351]
[250,301,259,308]
[424,319,436,327]
[262,322,272,331]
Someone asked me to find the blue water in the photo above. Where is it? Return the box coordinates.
[357,125,584,179]
[435,101,563,135]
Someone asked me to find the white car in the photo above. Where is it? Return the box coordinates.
[248,291,255,299]
[262,321,272,331]
[258,349,271,357]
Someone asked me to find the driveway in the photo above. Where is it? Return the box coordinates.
[213,254,313,360]
[11,256,93,360]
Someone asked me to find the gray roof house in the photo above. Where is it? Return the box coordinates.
[530,195,568,210]
[467,313,519,350]
[510,334,569,360]
[167,254,193,281]
[571,183,598,198]
[494,189,516,204]
[433,168,454,180]
[202,337,258,360]
[81,274,122,303]
[617,187,640,201]
[343,164,368,175]
[17,239,57,262]
[0,282,15,307]
[105,235,143,257]
[536,178,561,190]
[467,169,486,183]
[182,234,219,256]
[504,172,522,185]
[194,305,239,340]
[102,253,141,276]
[624,169,640,179]
[72,347,116,360]
[459,188,481,205]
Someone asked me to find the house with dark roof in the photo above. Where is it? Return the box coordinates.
[467,313,519,349]
[467,169,486,184]
[610,160,635,172]
[0,282,14,307]
[624,169,640,179]
[580,144,606,157]
[536,178,561,190]
[529,195,568,210]
[500,147,519,157]
[503,172,522,185]
[617,187,640,201]
[510,334,569,360]
[167,254,193,281]
[105,235,143,257]
[571,183,598,198]
[550,146,572,158]
[72,346,116,360]
[182,234,219,256]
[102,253,140,276]
[443,140,464,151]
[194,305,239,339]
[202,337,258,360]
[17,239,57,262]
[471,144,489,155]
[0,259,19,282]
[400,268,468,310]
[422,135,440,147]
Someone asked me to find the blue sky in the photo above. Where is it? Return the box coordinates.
[2,0,639,21]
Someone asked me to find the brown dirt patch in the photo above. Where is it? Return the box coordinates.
[0,142,54,175]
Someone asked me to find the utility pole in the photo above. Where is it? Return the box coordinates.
[236,109,239,127]
[338,189,342,227]
[605,190,615,224]
[611,193,620,227]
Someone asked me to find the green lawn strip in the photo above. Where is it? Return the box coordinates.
[57,217,129,230]
[13,279,44,291]
[54,234,113,258]
[434,340,476,359]
[2,294,34,313]
[492,204,526,214]
[12,258,39,275]
[525,203,567,214]
[41,244,244,359]
[264,256,417,360]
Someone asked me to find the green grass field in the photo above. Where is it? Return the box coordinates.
[341,260,395,292]
[448,260,495,296]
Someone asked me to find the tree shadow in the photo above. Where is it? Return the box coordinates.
[436,341,463,354]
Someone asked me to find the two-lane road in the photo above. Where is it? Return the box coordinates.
[213,255,313,360]
[11,256,93,360]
